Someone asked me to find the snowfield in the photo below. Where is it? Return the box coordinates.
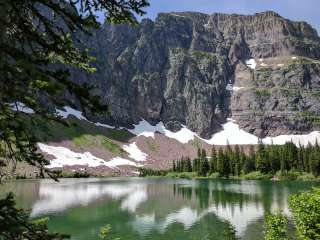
[56,106,116,129]
[263,132,320,146]
[123,142,148,162]
[232,86,245,91]
[246,59,257,69]
[128,120,195,144]
[128,118,320,147]
[226,83,245,92]
[9,102,35,114]
[204,119,258,145]
[56,106,87,120]
[38,143,142,168]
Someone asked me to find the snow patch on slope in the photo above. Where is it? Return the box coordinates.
[226,84,245,92]
[205,119,320,147]
[44,106,320,148]
[129,119,320,147]
[246,59,257,69]
[56,106,87,120]
[232,86,245,91]
[38,143,141,168]
[204,119,258,145]
[95,122,115,129]
[123,142,148,162]
[56,106,116,129]
[128,120,195,144]
[226,83,233,91]
[9,102,35,114]
[164,126,196,144]
[263,132,320,146]
[128,119,162,138]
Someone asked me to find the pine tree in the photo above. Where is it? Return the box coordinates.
[234,145,241,176]
[256,139,268,173]
[209,146,217,173]
[239,146,247,175]
[186,157,192,172]
[197,148,202,159]
[199,149,209,176]
[244,145,256,173]
[217,148,225,176]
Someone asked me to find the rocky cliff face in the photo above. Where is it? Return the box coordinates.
[69,11,320,139]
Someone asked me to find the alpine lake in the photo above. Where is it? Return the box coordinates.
[1,177,319,240]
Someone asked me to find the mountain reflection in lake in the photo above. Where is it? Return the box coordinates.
[1,178,319,240]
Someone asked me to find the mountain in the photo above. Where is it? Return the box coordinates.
[14,11,320,177]
[70,11,320,138]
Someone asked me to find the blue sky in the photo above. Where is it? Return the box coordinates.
[135,0,319,33]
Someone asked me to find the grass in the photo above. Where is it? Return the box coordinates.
[101,137,124,155]
[296,111,320,123]
[72,134,124,155]
[20,114,133,155]
[254,89,271,99]
[105,128,132,142]
[191,138,204,149]
[276,171,318,181]
[284,56,320,72]
[146,139,158,152]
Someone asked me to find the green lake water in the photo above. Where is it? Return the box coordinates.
[1,178,319,240]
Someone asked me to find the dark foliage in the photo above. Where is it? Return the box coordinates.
[172,141,320,178]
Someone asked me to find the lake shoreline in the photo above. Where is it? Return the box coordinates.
[3,169,320,182]
[139,170,320,181]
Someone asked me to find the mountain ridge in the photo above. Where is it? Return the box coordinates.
[66,10,320,140]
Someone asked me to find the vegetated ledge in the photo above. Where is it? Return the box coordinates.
[138,169,320,181]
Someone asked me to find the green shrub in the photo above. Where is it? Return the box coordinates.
[242,171,272,180]
[166,172,197,179]
[296,172,317,181]
[289,188,320,240]
[264,212,289,240]
[208,172,220,178]
[276,170,300,180]
[139,168,168,177]
[223,220,237,240]
[276,171,317,181]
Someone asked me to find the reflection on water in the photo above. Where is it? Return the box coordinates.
[30,179,148,216]
[1,178,318,240]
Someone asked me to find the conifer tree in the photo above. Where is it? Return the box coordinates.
[234,145,241,176]
[210,146,217,173]
[217,148,225,176]
[186,157,192,172]
[199,149,209,176]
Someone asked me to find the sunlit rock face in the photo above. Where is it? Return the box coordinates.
[68,11,320,139]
